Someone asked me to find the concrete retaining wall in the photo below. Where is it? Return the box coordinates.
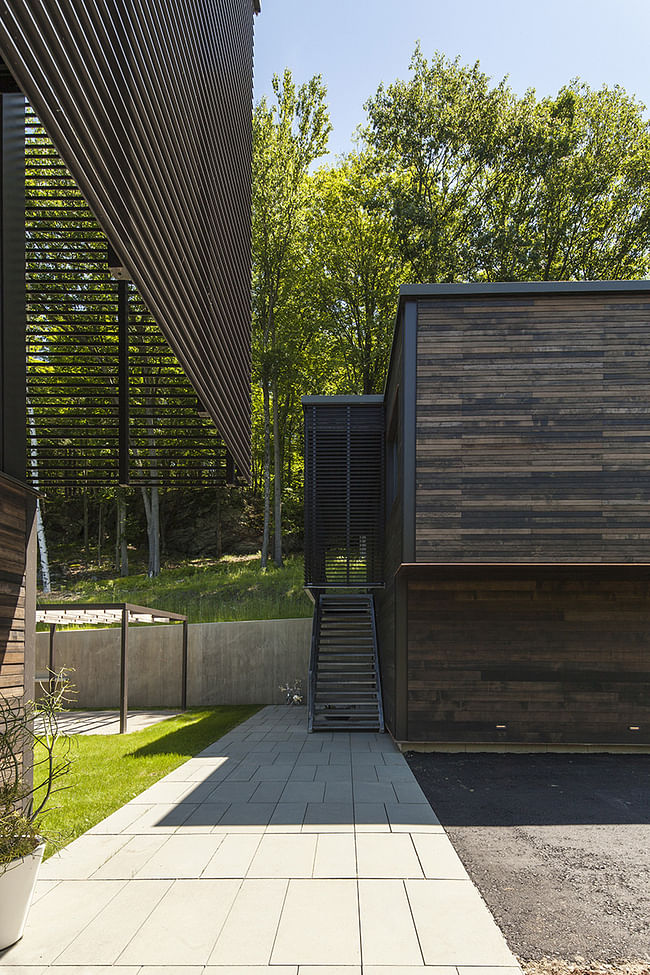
[35,617,312,708]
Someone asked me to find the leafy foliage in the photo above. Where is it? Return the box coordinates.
[362,48,650,282]
[0,672,74,869]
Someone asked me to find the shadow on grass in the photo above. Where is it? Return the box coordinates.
[126,706,260,760]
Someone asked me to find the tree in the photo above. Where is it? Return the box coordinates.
[306,155,407,394]
[363,47,511,282]
[363,48,650,282]
[252,69,331,568]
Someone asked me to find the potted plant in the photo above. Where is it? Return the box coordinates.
[0,672,73,950]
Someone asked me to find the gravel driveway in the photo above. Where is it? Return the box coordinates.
[405,752,650,963]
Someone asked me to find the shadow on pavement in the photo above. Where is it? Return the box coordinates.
[406,752,650,826]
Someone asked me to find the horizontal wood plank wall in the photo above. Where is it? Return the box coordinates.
[407,566,650,744]
[416,293,650,561]
[375,319,404,733]
[0,474,29,699]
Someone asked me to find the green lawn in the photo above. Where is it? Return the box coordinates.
[33,706,259,857]
[39,553,312,625]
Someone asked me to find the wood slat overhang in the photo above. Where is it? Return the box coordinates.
[0,0,256,475]
[36,602,187,626]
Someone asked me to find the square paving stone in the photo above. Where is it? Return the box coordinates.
[359,879,423,965]
[353,802,390,831]
[247,833,317,878]
[0,879,125,965]
[267,802,307,832]
[356,832,423,878]
[202,833,263,877]
[92,833,169,879]
[271,879,361,965]
[385,802,442,831]
[213,801,276,831]
[39,832,131,880]
[302,802,354,831]
[406,879,518,966]
[208,879,288,965]
[135,834,225,878]
[55,879,172,965]
[176,802,231,831]
[280,780,326,803]
[351,782,397,803]
[412,832,471,880]
[312,832,357,878]
[118,879,240,966]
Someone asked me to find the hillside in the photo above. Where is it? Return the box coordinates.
[37,554,312,624]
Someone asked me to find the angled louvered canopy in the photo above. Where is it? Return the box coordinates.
[0,0,255,475]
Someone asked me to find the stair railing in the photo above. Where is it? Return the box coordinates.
[307,592,322,733]
[368,594,385,733]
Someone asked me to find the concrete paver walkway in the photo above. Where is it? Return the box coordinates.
[1,705,522,973]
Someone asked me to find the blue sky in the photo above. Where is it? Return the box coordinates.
[253,0,650,163]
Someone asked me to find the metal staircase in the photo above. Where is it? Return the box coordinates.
[308,593,385,732]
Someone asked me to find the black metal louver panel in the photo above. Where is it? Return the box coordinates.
[0,0,253,476]
[25,105,227,489]
[304,400,385,588]
[128,292,227,486]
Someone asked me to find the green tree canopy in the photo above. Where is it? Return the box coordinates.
[363,47,650,282]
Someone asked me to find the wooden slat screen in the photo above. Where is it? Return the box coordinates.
[304,401,385,588]
[0,0,254,475]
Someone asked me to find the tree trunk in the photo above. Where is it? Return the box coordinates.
[160,493,166,557]
[83,490,89,560]
[261,379,271,568]
[35,501,51,594]
[215,495,222,557]
[272,377,283,567]
[27,402,51,593]
[116,490,128,576]
[150,485,160,576]
[97,501,104,565]
[140,486,161,578]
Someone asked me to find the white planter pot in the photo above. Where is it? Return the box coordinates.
[0,840,45,950]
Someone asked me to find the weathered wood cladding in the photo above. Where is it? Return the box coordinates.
[406,565,650,745]
[0,473,34,701]
[375,317,404,734]
[416,291,650,562]
[0,0,255,475]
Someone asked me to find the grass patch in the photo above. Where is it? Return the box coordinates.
[38,553,312,625]
[33,706,259,857]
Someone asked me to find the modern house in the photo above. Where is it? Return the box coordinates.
[305,281,650,746]
[0,2,258,747]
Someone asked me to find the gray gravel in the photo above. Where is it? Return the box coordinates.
[406,753,650,963]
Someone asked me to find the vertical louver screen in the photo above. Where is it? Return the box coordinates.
[304,400,385,588]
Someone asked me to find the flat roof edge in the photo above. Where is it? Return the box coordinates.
[399,280,650,300]
[302,395,384,406]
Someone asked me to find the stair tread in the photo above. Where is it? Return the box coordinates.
[310,593,384,735]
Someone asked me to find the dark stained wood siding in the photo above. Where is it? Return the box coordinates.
[0,474,32,699]
[375,312,405,735]
[406,565,650,745]
[416,292,650,561]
